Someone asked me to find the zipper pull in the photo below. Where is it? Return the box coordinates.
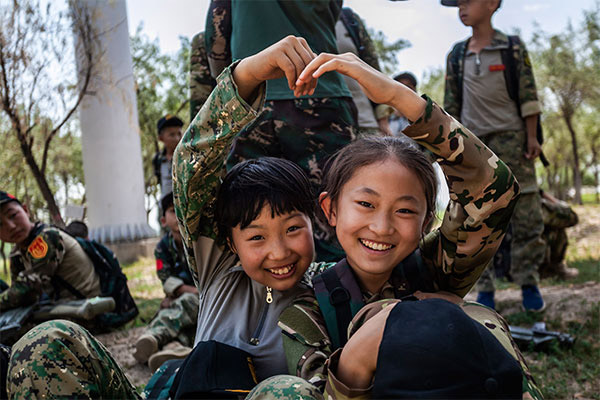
[266,286,273,304]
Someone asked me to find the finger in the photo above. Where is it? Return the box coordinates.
[294,37,316,66]
[297,53,336,84]
[277,53,299,91]
[312,58,346,79]
[283,48,306,89]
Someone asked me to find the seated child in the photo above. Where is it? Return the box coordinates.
[133,192,199,370]
[5,36,327,399]
[267,53,540,399]
[0,191,101,311]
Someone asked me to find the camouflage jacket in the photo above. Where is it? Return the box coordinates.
[278,99,522,393]
[154,231,194,297]
[444,29,540,122]
[173,62,331,379]
[189,31,216,121]
[0,223,101,311]
[541,196,578,229]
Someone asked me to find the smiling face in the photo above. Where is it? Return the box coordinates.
[230,205,315,292]
[321,158,429,293]
[0,202,35,246]
[457,0,497,27]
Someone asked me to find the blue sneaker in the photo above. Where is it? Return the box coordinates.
[476,291,495,309]
[522,285,545,311]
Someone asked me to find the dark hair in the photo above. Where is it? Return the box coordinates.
[66,220,89,239]
[321,136,437,225]
[393,72,418,89]
[215,157,315,242]
[161,192,174,217]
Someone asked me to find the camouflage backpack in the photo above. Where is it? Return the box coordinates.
[448,35,548,166]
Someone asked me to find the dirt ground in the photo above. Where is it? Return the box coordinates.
[100,204,600,390]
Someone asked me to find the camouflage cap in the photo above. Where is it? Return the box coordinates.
[157,114,184,135]
[0,191,20,206]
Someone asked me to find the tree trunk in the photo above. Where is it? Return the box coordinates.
[18,138,65,227]
[563,113,583,204]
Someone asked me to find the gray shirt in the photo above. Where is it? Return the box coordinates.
[191,236,312,381]
[461,45,524,137]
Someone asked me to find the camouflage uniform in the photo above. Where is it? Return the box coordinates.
[444,30,545,292]
[7,320,140,399]
[539,195,578,279]
[143,232,199,347]
[155,231,194,296]
[189,31,216,121]
[204,0,357,262]
[266,99,540,399]
[0,223,101,311]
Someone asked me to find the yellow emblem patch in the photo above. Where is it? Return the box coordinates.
[28,236,48,259]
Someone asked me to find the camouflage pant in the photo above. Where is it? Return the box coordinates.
[148,292,199,347]
[539,227,569,279]
[477,130,546,291]
[226,97,357,262]
[7,319,140,399]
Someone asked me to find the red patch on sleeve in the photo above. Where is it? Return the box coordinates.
[156,259,164,271]
[489,64,506,72]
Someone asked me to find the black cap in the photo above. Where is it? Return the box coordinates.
[160,192,174,216]
[372,299,523,399]
[157,114,184,135]
[0,191,20,207]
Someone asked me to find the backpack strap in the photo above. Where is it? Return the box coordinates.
[312,259,365,351]
[51,275,86,300]
[392,248,430,297]
[501,35,521,111]
[449,39,469,119]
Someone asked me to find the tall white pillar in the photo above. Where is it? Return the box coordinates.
[72,0,155,242]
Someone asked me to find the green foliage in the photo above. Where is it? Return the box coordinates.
[419,67,445,104]
[531,4,600,203]
[130,25,190,214]
[367,28,411,75]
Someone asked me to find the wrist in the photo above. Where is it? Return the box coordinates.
[232,58,262,101]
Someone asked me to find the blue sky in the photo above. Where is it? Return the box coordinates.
[126,0,597,80]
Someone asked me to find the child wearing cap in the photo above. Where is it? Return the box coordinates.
[0,191,101,311]
[153,115,184,197]
[133,192,199,371]
[443,0,546,311]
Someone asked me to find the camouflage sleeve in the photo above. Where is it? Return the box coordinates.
[277,262,335,390]
[279,291,332,392]
[190,32,217,121]
[24,229,65,279]
[205,0,232,80]
[403,97,520,297]
[354,11,381,72]
[172,62,265,287]
[443,49,461,120]
[516,39,542,118]
[0,271,42,310]
[154,238,184,296]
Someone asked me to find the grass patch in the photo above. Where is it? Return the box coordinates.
[506,302,600,399]
[582,192,599,204]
